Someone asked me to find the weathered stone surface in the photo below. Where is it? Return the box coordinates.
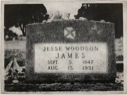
[26,20,116,82]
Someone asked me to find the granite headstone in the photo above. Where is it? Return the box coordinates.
[26,20,116,82]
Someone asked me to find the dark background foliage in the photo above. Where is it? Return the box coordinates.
[76,4,123,38]
[4,4,48,36]
[4,4,123,38]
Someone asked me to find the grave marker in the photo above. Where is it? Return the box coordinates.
[26,20,116,82]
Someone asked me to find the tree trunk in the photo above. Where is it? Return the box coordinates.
[22,31,26,36]
[19,23,26,36]
[22,27,26,36]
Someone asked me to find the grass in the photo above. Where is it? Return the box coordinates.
[5,81,123,91]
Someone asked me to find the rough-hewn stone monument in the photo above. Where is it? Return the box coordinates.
[26,20,116,82]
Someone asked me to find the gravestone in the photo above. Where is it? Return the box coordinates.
[26,20,116,82]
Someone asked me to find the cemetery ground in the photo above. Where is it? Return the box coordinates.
[4,38,123,92]
[4,72,123,91]
[4,79,123,91]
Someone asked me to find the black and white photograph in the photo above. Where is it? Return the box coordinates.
[1,0,127,94]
